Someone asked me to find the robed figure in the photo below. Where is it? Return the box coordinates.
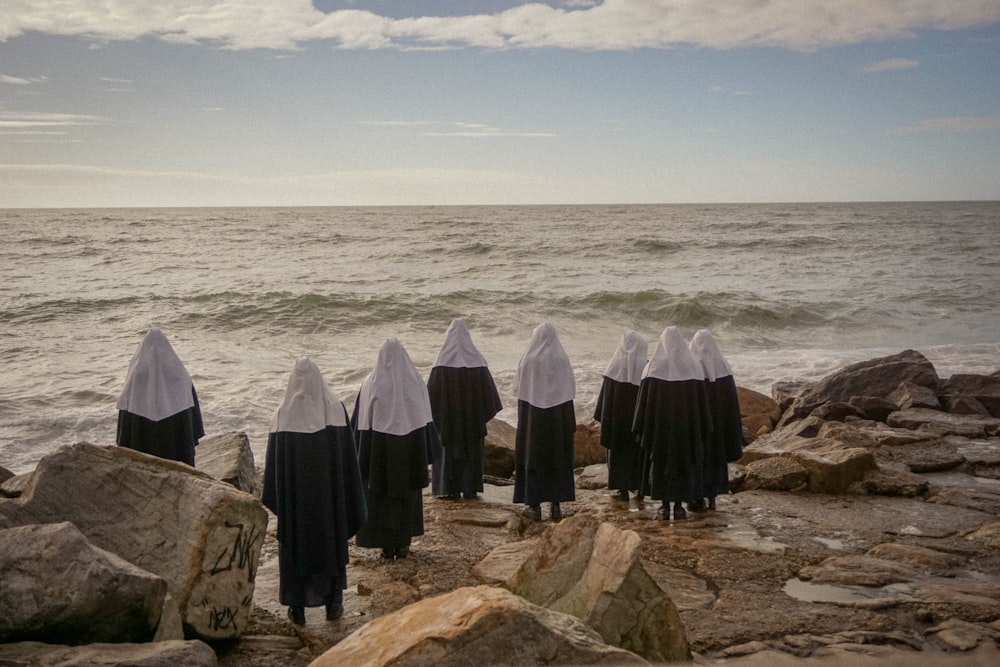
[512,322,576,522]
[261,358,367,626]
[428,318,502,500]
[116,328,204,466]
[633,326,712,521]
[352,338,442,559]
[593,330,648,503]
[688,329,744,511]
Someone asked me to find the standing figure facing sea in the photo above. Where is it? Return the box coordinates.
[688,329,744,511]
[512,322,576,522]
[593,330,648,503]
[352,338,442,559]
[633,326,712,521]
[116,327,204,466]
[261,358,367,626]
[428,318,502,501]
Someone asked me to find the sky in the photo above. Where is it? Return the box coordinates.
[1,0,999,207]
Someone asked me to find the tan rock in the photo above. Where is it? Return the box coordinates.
[0,443,267,640]
[196,431,259,496]
[797,555,920,587]
[0,640,218,666]
[309,585,649,666]
[737,386,781,436]
[574,418,607,468]
[504,513,690,662]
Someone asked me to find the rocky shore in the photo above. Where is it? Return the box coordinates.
[2,349,999,665]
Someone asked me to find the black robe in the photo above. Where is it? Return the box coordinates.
[352,399,442,550]
[427,365,502,497]
[116,388,204,466]
[593,376,643,493]
[633,377,712,502]
[261,421,367,608]
[512,399,576,506]
[696,374,744,499]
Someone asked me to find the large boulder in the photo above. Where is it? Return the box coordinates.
[574,418,607,468]
[503,513,690,662]
[484,418,516,479]
[309,585,648,666]
[790,350,939,421]
[0,640,218,667]
[0,443,267,640]
[741,418,877,494]
[196,431,259,496]
[940,373,1000,418]
[0,522,168,644]
[737,386,781,437]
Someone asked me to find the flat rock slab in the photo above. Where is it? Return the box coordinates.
[0,640,218,667]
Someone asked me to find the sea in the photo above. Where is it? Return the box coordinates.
[2,202,999,475]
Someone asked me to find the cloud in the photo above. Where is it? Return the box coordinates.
[1,1,998,52]
[0,111,109,128]
[1,74,45,85]
[888,116,1000,134]
[863,58,920,72]
[356,120,555,138]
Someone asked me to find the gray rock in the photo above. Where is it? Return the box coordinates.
[889,380,942,411]
[854,463,929,497]
[484,418,516,479]
[742,457,808,491]
[940,373,1000,418]
[309,585,649,666]
[0,639,218,666]
[810,401,864,422]
[0,443,267,640]
[887,409,1000,438]
[576,463,609,490]
[504,512,690,662]
[790,350,939,420]
[0,522,167,644]
[196,431,259,496]
[848,395,899,423]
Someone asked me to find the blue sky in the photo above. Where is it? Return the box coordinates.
[2,1,999,207]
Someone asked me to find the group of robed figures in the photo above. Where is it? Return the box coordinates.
[114,319,742,625]
[594,326,745,521]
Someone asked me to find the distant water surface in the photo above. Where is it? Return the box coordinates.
[2,202,998,473]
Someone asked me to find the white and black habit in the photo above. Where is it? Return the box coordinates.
[512,322,576,521]
[427,318,502,500]
[689,329,744,509]
[352,338,442,558]
[633,326,712,521]
[261,358,367,624]
[116,328,204,466]
[593,330,648,500]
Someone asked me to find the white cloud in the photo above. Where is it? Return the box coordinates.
[1,1,998,52]
[355,120,555,138]
[863,58,920,72]
[888,116,1000,134]
[1,73,45,85]
[0,111,109,128]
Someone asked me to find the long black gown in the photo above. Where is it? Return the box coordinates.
[262,420,367,608]
[428,364,502,497]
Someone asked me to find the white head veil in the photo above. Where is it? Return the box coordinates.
[116,328,196,421]
[643,326,704,382]
[603,330,648,386]
[512,322,575,409]
[355,337,434,436]
[270,357,347,433]
[433,318,489,369]
[689,329,734,382]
